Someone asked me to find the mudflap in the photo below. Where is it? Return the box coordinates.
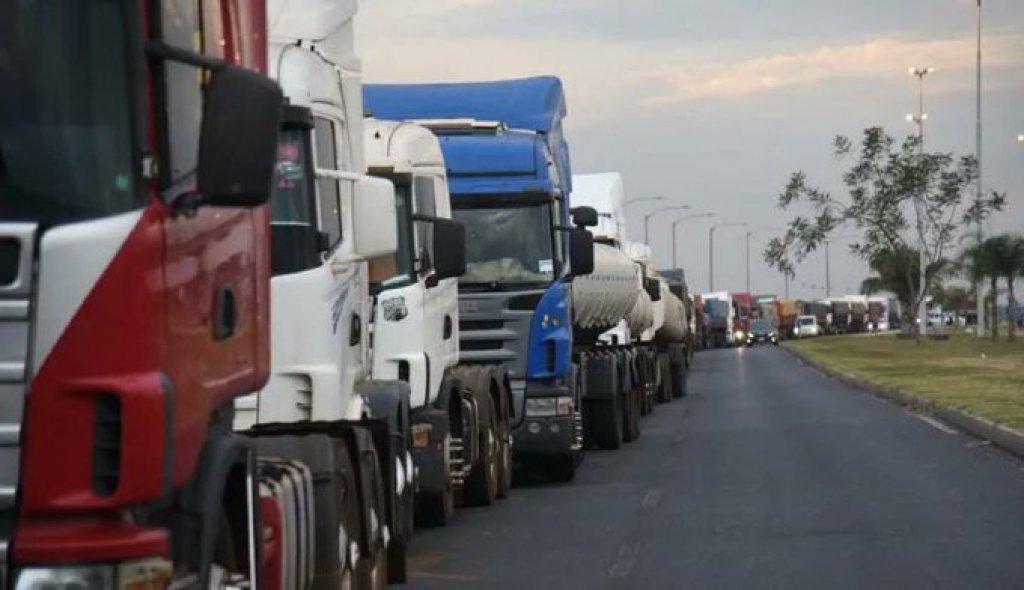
[580,352,621,450]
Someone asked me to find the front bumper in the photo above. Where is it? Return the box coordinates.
[512,380,576,458]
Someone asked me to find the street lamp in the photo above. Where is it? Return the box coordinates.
[670,213,715,270]
[708,222,746,292]
[643,204,690,244]
[908,65,934,337]
[745,226,782,294]
[824,234,860,298]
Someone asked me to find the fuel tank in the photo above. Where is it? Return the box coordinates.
[572,243,641,332]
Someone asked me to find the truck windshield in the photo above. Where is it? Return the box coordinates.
[0,1,137,226]
[455,203,556,289]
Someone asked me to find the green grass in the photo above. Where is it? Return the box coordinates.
[786,332,1024,430]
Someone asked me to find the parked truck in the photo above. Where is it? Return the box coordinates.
[364,118,515,531]
[232,2,420,586]
[703,292,735,348]
[364,78,598,481]
[0,1,285,587]
[732,292,754,342]
[778,298,799,339]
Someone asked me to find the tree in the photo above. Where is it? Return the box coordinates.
[858,244,947,328]
[932,285,974,317]
[765,127,1004,340]
[958,234,1024,340]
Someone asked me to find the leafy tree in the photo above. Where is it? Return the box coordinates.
[858,244,947,326]
[765,127,1004,339]
[958,234,1024,340]
[932,285,975,317]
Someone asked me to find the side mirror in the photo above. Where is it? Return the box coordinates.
[198,67,284,207]
[352,175,398,258]
[570,228,595,276]
[570,206,599,228]
[432,218,466,280]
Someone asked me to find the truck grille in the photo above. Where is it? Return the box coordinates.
[457,292,538,378]
[0,224,36,562]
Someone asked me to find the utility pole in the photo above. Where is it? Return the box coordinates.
[975,0,986,337]
[671,213,714,270]
[708,222,745,292]
[643,204,689,245]
[909,66,934,337]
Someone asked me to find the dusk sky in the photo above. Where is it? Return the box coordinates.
[359,0,1024,298]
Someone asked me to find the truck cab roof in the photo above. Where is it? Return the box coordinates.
[365,119,445,175]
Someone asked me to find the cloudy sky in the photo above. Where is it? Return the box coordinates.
[358,0,1024,298]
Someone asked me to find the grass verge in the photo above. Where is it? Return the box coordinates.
[786,333,1024,430]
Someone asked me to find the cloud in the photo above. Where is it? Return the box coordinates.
[639,34,1024,106]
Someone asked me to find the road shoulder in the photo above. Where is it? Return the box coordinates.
[783,343,1024,459]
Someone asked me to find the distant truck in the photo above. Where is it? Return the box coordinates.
[731,291,754,341]
[777,298,799,339]
[703,291,735,347]
[828,299,852,333]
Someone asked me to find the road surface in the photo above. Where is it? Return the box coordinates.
[406,346,1024,589]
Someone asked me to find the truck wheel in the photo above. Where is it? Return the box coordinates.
[496,415,513,499]
[622,387,640,442]
[415,434,455,527]
[671,362,687,399]
[357,469,389,590]
[592,399,622,450]
[463,403,499,506]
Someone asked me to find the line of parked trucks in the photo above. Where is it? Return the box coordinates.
[0,1,697,588]
[694,291,902,347]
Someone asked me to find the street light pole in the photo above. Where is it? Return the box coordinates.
[909,66,933,337]
[976,1,986,337]
[708,222,746,291]
[744,226,782,293]
[643,204,690,245]
[671,213,714,270]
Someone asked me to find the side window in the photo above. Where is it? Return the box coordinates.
[413,176,436,274]
[313,117,342,246]
[161,1,203,183]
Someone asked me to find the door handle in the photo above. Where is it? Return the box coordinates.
[443,314,453,340]
[213,285,237,341]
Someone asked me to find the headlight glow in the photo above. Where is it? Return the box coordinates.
[734,330,745,340]
[15,566,114,590]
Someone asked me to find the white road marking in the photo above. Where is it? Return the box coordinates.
[608,543,640,578]
[915,414,958,435]
[641,488,663,509]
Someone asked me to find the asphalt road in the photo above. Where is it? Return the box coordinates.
[406,346,1024,589]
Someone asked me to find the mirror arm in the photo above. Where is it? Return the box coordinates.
[146,41,228,71]
[411,213,445,224]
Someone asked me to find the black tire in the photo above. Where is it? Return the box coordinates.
[414,433,455,528]
[657,354,673,404]
[496,414,512,499]
[463,402,499,507]
[671,361,687,399]
[387,538,407,585]
[592,398,622,450]
[622,387,640,442]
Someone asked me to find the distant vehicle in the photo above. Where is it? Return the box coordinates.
[795,315,821,338]
[745,319,779,346]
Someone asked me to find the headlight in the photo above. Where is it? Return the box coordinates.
[793,327,799,336]
[15,566,113,590]
[15,558,171,590]
[525,396,573,417]
[734,330,745,340]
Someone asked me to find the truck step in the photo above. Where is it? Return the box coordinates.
[448,437,473,486]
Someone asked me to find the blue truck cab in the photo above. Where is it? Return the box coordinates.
[365,77,583,473]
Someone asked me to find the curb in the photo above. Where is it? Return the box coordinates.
[782,344,1024,460]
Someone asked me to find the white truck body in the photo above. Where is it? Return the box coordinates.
[365,119,459,410]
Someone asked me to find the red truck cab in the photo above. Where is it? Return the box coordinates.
[0,2,281,587]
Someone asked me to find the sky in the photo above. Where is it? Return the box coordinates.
[358,0,1024,299]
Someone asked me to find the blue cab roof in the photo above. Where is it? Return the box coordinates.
[364,77,566,134]
[439,132,553,196]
